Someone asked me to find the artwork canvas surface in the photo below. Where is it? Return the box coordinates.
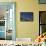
[0,2,16,40]
[39,0,46,4]
[20,12,33,21]
[0,32,5,40]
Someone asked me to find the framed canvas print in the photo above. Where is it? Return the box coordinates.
[20,12,33,22]
[39,0,46,4]
[0,20,5,40]
[39,11,46,35]
[0,2,16,40]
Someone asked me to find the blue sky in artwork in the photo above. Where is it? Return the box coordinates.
[21,12,33,20]
[0,32,5,38]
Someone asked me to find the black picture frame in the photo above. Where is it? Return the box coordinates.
[39,0,46,4]
[39,11,46,35]
[20,12,33,22]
